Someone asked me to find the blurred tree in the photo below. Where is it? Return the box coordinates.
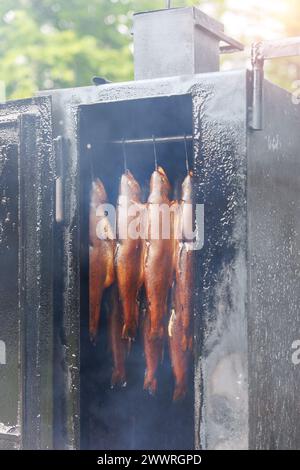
[0,0,197,98]
[0,0,299,99]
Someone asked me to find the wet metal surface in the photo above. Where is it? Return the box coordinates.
[0,97,54,449]
[38,69,300,449]
[40,70,249,449]
[248,82,300,449]
[0,121,21,450]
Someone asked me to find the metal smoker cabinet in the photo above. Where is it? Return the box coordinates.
[39,69,300,450]
[0,97,54,449]
[0,5,299,450]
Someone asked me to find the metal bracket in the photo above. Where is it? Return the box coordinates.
[250,37,300,130]
[159,6,244,54]
[193,8,244,54]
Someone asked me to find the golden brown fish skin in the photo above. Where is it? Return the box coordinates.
[168,172,194,400]
[175,172,194,352]
[115,171,144,340]
[144,167,174,340]
[143,310,163,395]
[168,307,190,401]
[108,285,127,388]
[175,246,194,352]
[89,179,115,343]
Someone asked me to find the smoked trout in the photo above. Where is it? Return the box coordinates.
[89,178,115,343]
[115,170,144,340]
[175,172,194,352]
[169,172,194,401]
[144,166,175,340]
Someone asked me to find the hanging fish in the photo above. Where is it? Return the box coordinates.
[115,170,145,340]
[108,285,127,388]
[89,178,115,343]
[175,246,194,352]
[144,166,175,340]
[175,172,194,352]
[169,171,194,401]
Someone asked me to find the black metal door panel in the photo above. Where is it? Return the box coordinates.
[0,128,20,449]
[0,98,54,449]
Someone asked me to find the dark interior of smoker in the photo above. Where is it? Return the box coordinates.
[79,95,194,450]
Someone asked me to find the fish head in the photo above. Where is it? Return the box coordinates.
[91,178,107,206]
[119,170,141,201]
[182,171,193,202]
[149,166,171,198]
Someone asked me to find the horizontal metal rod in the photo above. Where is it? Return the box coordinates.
[259,37,300,60]
[102,135,194,145]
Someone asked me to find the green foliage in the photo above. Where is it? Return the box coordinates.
[0,1,299,99]
[0,1,201,98]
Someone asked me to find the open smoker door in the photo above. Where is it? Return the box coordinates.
[78,94,195,450]
[0,97,54,449]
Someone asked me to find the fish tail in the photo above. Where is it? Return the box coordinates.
[89,331,97,346]
[173,382,187,402]
[122,322,137,340]
[111,369,127,389]
[143,373,157,396]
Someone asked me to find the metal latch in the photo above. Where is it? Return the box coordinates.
[250,37,300,130]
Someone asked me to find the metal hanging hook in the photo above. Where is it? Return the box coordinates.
[152,135,158,170]
[184,133,189,175]
[122,138,128,173]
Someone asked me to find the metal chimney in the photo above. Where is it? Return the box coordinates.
[133,7,243,80]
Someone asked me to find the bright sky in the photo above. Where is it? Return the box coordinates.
[198,0,296,74]
[224,0,287,39]
[201,0,287,40]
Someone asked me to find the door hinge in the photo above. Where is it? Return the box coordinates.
[250,36,300,130]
